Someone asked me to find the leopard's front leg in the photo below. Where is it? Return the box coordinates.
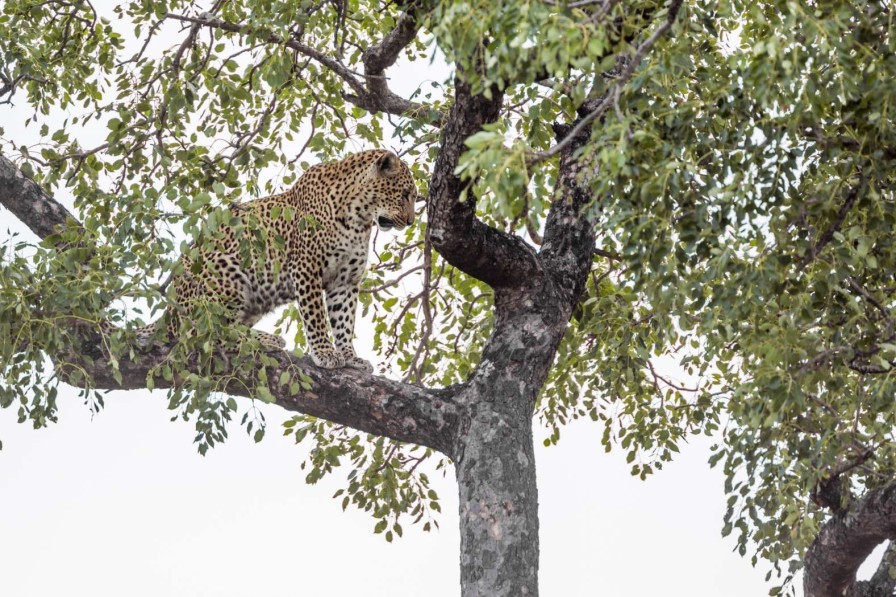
[294,272,345,369]
[326,283,373,373]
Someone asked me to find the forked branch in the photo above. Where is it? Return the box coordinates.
[427,78,543,288]
[804,481,896,597]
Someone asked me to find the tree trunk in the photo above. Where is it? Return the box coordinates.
[456,402,540,596]
[450,277,575,596]
[804,483,896,597]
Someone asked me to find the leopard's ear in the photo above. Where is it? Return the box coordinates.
[374,151,400,176]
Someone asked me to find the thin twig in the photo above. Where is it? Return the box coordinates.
[163,12,368,97]
[361,265,425,294]
[527,0,685,165]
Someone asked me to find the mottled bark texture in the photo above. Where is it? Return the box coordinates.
[58,324,461,454]
[852,542,896,597]
[433,95,598,594]
[0,154,80,240]
[427,78,543,289]
[805,483,896,597]
[1,63,604,597]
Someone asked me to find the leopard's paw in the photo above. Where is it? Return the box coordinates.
[311,345,345,369]
[343,356,374,374]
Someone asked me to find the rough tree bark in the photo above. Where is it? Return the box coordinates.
[805,482,896,597]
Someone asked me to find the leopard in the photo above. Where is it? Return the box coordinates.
[136,149,422,372]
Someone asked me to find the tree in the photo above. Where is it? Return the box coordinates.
[659,3,896,595]
[2,0,895,595]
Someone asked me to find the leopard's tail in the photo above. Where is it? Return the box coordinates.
[93,315,164,349]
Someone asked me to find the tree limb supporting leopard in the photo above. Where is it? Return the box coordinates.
[0,151,460,455]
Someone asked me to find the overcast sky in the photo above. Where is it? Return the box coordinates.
[0,3,782,595]
[0,384,772,596]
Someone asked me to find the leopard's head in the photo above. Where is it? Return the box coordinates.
[365,151,424,231]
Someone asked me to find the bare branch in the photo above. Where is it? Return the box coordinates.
[509,194,544,246]
[846,276,893,326]
[404,231,434,382]
[646,359,699,393]
[361,264,425,294]
[0,154,81,240]
[593,247,622,261]
[587,0,620,22]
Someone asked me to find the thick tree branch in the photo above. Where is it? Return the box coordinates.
[0,157,463,457]
[343,5,438,123]
[428,79,543,288]
[539,122,600,306]
[361,11,419,74]
[0,154,81,240]
[56,326,461,455]
[164,11,433,122]
[804,481,896,597]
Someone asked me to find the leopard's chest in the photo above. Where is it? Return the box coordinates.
[320,228,371,290]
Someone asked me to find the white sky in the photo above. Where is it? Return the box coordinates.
[0,3,778,595]
[0,389,772,596]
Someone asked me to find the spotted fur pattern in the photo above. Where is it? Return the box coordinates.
[137,150,421,371]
